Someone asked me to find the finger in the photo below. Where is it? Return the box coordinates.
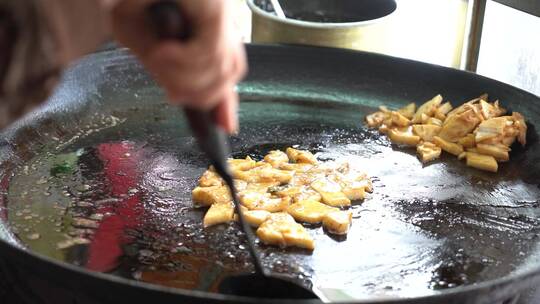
[160,68,236,111]
[233,43,248,81]
[143,44,214,107]
[187,77,234,109]
[214,89,239,134]
[159,67,234,110]
[147,43,238,109]
[179,45,243,107]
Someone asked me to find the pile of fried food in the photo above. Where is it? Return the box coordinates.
[366,94,527,172]
[192,148,372,250]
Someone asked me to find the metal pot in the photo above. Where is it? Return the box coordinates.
[247,0,397,52]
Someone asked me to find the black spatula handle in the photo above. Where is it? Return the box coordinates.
[146,0,192,40]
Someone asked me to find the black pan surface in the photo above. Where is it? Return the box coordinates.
[1,44,540,304]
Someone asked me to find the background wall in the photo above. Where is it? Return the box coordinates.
[384,0,469,68]
[477,1,540,96]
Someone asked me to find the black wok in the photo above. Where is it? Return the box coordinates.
[1,44,540,304]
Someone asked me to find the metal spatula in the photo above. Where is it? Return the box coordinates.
[146,1,318,299]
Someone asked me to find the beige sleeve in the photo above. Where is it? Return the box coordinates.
[0,0,111,129]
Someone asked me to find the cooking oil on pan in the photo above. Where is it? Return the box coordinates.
[5,99,540,299]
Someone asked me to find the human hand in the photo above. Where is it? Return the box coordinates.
[105,0,247,133]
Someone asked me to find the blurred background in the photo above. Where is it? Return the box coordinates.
[232,0,540,96]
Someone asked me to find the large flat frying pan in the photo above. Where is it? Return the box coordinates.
[1,44,540,304]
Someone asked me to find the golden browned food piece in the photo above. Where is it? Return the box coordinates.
[444,95,482,118]
[438,102,453,115]
[433,102,453,121]
[391,111,411,127]
[478,93,489,101]
[307,161,349,175]
[199,169,247,189]
[192,186,231,207]
[475,116,507,143]
[367,104,416,129]
[239,192,290,212]
[366,111,387,128]
[263,150,289,168]
[478,99,506,120]
[292,186,323,203]
[268,184,301,198]
[433,111,446,122]
[474,113,526,147]
[242,209,271,227]
[513,112,527,146]
[388,126,421,146]
[238,190,267,207]
[234,163,294,184]
[458,134,476,148]
[228,156,258,172]
[237,183,280,207]
[234,180,249,191]
[426,117,444,127]
[339,182,367,200]
[286,147,318,164]
[288,171,320,188]
[412,94,443,123]
[278,162,313,172]
[270,183,324,203]
[397,103,416,120]
[416,142,442,163]
[420,113,431,124]
[287,200,337,224]
[476,143,510,162]
[433,136,464,156]
[204,202,235,228]
[365,94,527,174]
[466,152,498,172]
[439,97,506,143]
[198,169,223,187]
[244,181,280,192]
[310,178,351,207]
[330,171,372,200]
[323,210,353,235]
[412,124,442,142]
[439,104,483,143]
[257,213,314,250]
[194,147,372,248]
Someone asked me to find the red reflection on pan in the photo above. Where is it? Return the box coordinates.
[86,142,143,272]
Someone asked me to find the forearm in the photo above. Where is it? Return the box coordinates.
[0,0,111,129]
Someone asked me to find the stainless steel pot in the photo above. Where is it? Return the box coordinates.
[247,0,397,52]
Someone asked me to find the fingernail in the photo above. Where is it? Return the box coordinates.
[231,99,239,135]
[229,114,239,135]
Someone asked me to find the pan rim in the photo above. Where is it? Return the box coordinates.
[0,43,539,303]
